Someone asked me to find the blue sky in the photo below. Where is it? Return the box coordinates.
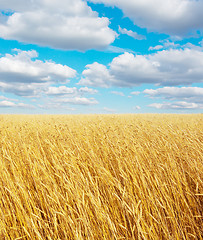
[0,0,203,114]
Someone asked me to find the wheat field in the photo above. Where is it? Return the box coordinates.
[0,114,202,239]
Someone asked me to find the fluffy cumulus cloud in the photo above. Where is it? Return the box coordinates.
[0,49,76,84]
[80,49,203,87]
[89,0,203,36]
[0,0,116,50]
[79,62,113,88]
[0,49,99,107]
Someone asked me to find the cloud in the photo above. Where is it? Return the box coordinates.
[0,82,45,97]
[78,87,98,95]
[144,87,203,103]
[149,45,164,51]
[118,26,146,40]
[79,62,113,88]
[38,93,98,110]
[199,39,203,46]
[0,48,100,107]
[46,86,98,96]
[149,40,180,51]
[80,49,203,87]
[46,86,77,96]
[145,87,203,111]
[110,91,124,96]
[0,95,18,101]
[0,100,34,108]
[0,49,76,84]
[55,97,98,105]
[133,106,141,110]
[0,0,35,11]
[160,40,180,48]
[130,91,140,95]
[0,0,117,51]
[89,0,203,36]
[105,46,135,54]
[149,102,203,110]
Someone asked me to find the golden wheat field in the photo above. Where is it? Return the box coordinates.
[0,114,202,240]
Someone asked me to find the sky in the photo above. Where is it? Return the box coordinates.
[0,0,203,114]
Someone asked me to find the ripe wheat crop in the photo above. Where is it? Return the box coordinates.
[0,114,202,239]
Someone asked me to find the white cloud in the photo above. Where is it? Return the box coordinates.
[133,105,141,110]
[130,91,140,95]
[118,26,146,40]
[79,62,113,88]
[0,0,117,50]
[109,52,159,86]
[46,86,98,96]
[0,96,21,103]
[145,87,203,111]
[110,91,124,96]
[0,49,76,84]
[0,49,79,98]
[79,87,98,95]
[55,97,98,105]
[0,48,100,106]
[149,45,163,51]
[42,86,99,108]
[80,49,203,87]
[149,40,181,51]
[0,0,35,11]
[46,86,77,96]
[0,82,46,97]
[160,40,180,48]
[89,0,203,36]
[45,85,99,106]
[149,101,203,109]
[105,46,135,54]
[144,87,203,103]
[0,100,33,108]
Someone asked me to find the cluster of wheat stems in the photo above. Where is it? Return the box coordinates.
[0,114,202,239]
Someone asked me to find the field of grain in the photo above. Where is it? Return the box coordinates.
[0,114,202,239]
